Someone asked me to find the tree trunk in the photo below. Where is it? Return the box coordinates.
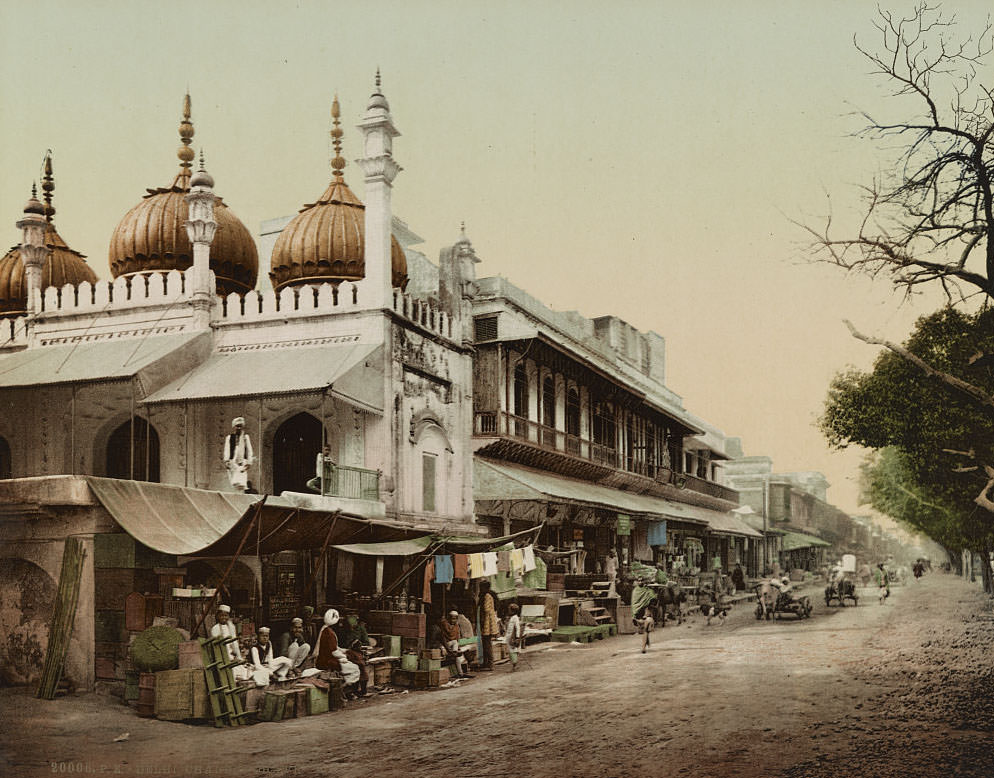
[983,544,994,595]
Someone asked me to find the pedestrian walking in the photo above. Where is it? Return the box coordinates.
[504,603,522,671]
[875,563,891,604]
[636,608,654,653]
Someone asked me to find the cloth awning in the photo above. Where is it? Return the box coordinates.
[86,477,420,556]
[475,458,719,526]
[142,341,384,412]
[705,511,763,538]
[0,332,209,393]
[781,530,832,551]
[332,525,543,557]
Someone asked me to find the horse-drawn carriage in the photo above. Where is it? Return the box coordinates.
[824,575,859,607]
[754,579,812,620]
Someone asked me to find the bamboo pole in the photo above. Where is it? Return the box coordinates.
[37,537,86,699]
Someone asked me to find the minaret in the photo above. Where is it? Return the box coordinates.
[184,151,217,328]
[15,184,50,315]
[357,70,401,309]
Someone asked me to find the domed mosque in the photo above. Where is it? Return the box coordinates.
[269,92,407,292]
[108,95,258,296]
[0,154,98,316]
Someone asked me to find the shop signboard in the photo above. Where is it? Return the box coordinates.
[616,514,631,536]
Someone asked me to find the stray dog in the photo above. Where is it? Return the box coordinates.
[701,603,729,626]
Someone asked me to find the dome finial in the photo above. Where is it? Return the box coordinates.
[178,92,195,171]
[41,151,55,222]
[375,68,382,91]
[330,94,345,180]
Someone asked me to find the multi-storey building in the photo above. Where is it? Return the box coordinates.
[469,276,759,578]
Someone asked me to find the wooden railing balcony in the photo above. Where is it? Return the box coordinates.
[315,464,380,501]
[473,410,738,502]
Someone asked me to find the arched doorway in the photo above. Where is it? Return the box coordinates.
[106,418,160,482]
[0,557,57,686]
[0,436,10,479]
[273,412,322,495]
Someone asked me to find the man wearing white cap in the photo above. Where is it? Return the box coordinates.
[210,604,250,680]
[278,617,311,672]
[222,417,254,492]
[249,627,293,687]
[438,610,471,678]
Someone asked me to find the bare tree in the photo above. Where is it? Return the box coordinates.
[802,3,994,305]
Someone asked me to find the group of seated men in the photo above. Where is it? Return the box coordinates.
[209,605,371,696]
[211,602,507,693]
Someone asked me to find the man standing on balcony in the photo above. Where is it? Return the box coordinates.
[222,417,254,493]
[306,444,336,495]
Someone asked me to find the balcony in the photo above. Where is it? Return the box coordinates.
[313,465,380,501]
[474,410,739,503]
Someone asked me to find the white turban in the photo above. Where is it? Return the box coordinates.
[232,417,245,427]
[291,617,303,626]
[258,626,270,635]
[448,610,459,617]
[217,604,231,613]
[324,608,340,627]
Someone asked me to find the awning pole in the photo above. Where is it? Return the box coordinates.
[192,496,267,637]
[375,556,384,595]
[70,386,76,476]
[302,511,341,600]
[258,398,263,493]
[129,382,135,479]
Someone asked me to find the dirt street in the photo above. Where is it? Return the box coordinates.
[2,573,992,778]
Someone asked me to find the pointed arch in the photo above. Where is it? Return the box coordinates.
[272,411,323,495]
[106,418,160,482]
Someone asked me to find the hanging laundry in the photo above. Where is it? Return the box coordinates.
[468,553,486,579]
[423,558,434,604]
[510,548,524,574]
[482,551,499,577]
[434,554,454,584]
[453,553,469,580]
[497,550,511,573]
[522,545,537,572]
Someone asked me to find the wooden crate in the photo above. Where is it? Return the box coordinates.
[418,657,441,672]
[365,610,394,634]
[370,658,397,686]
[177,640,204,669]
[125,592,163,632]
[154,668,209,721]
[260,689,296,722]
[391,612,425,638]
[304,686,329,715]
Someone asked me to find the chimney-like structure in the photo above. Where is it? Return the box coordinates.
[184,153,217,328]
[357,70,401,309]
[16,185,50,315]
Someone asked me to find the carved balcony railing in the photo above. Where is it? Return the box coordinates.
[473,410,738,502]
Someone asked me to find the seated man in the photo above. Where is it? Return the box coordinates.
[249,627,293,687]
[278,617,311,673]
[439,610,471,678]
[210,604,250,680]
[315,609,364,695]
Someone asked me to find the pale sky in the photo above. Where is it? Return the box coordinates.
[2,0,991,514]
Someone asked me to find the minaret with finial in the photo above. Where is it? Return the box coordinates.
[41,151,55,222]
[16,183,50,316]
[184,149,217,327]
[177,93,195,187]
[357,69,401,309]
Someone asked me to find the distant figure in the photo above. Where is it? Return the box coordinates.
[504,603,522,671]
[913,561,925,580]
[731,564,745,593]
[306,444,336,495]
[222,417,254,492]
[875,563,891,604]
[636,608,654,653]
[858,562,872,588]
[477,581,500,671]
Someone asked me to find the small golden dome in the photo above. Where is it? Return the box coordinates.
[107,96,259,296]
[268,96,407,293]
[0,223,98,316]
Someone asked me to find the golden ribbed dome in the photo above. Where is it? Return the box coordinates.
[107,96,259,296]
[0,223,98,316]
[268,96,407,293]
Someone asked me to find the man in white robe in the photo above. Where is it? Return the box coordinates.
[210,605,250,680]
[249,627,293,687]
[222,417,254,492]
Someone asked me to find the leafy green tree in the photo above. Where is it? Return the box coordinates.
[822,307,994,589]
